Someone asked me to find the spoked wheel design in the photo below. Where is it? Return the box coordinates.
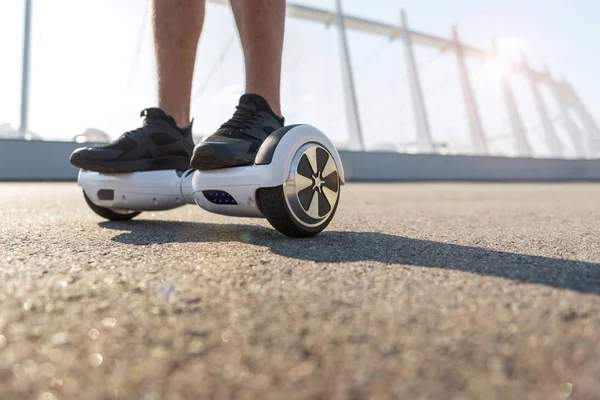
[256,143,341,237]
[286,144,340,225]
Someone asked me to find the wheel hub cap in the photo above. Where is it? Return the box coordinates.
[312,174,324,192]
[284,143,340,226]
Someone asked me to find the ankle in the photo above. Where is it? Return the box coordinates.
[269,104,282,119]
[172,115,192,130]
[157,106,190,129]
[244,91,282,118]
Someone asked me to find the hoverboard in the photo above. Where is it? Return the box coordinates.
[77,125,344,237]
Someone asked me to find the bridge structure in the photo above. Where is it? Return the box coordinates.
[209,0,598,158]
[7,0,600,183]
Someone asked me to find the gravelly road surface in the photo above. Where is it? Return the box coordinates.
[0,182,599,400]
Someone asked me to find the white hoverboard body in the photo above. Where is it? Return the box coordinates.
[78,125,344,237]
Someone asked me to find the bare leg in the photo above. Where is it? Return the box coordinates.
[229,0,286,117]
[152,0,205,128]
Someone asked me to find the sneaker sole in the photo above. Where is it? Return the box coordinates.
[190,144,253,170]
[70,153,191,173]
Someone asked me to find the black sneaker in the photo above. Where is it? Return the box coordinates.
[69,108,194,173]
[190,94,284,170]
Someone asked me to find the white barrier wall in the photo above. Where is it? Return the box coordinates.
[0,140,88,181]
[340,151,600,181]
[0,140,599,181]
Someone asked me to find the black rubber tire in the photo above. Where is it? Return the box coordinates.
[255,185,340,238]
[83,191,141,221]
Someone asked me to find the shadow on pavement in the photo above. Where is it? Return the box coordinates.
[100,220,600,295]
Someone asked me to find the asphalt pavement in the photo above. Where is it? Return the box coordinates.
[0,182,599,400]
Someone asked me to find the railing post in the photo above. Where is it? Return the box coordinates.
[494,41,531,157]
[400,10,434,153]
[561,79,600,157]
[334,0,364,150]
[19,0,33,138]
[452,26,487,155]
[545,66,587,158]
[521,54,563,157]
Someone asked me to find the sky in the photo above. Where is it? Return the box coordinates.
[1,0,599,157]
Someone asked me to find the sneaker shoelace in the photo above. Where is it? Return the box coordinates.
[99,109,170,150]
[121,109,164,138]
[220,106,261,137]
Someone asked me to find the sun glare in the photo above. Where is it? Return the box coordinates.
[478,57,511,80]
[495,36,531,60]
[476,37,531,81]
